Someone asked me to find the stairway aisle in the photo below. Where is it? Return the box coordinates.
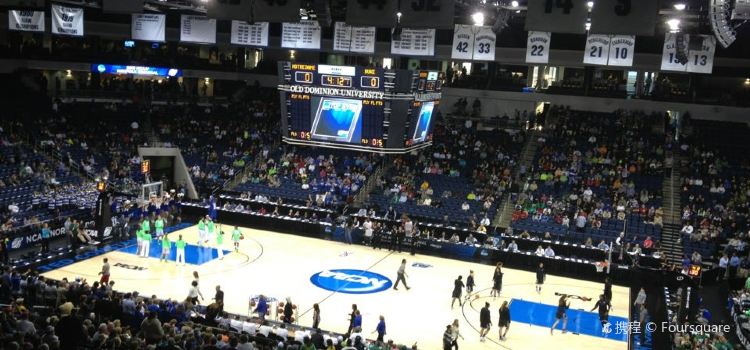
[660,152,686,264]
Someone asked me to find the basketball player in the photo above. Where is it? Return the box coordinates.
[216,228,225,260]
[141,218,150,238]
[206,217,215,245]
[479,302,491,342]
[465,270,475,301]
[491,263,503,298]
[550,294,571,335]
[590,294,611,326]
[197,217,207,246]
[160,234,171,262]
[393,259,410,290]
[175,234,186,266]
[451,276,464,309]
[231,226,242,252]
[154,216,164,237]
[98,258,110,283]
[603,277,613,303]
[536,262,546,293]
[498,300,511,341]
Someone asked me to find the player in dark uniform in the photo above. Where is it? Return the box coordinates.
[536,262,546,293]
[451,276,465,309]
[591,294,612,326]
[550,294,571,335]
[479,302,491,342]
[498,300,511,341]
[465,270,476,301]
[492,263,504,298]
[603,277,613,303]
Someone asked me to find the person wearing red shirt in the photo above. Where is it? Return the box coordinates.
[643,236,653,249]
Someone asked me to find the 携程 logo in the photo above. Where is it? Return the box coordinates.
[310,269,392,294]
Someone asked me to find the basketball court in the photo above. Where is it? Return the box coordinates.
[41,224,629,350]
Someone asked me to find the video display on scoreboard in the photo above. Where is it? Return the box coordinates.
[411,101,435,143]
[311,98,362,143]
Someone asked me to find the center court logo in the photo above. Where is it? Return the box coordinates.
[310,269,392,294]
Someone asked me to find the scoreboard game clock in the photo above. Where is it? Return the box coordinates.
[278,62,441,153]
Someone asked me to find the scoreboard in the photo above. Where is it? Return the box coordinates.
[278,62,442,153]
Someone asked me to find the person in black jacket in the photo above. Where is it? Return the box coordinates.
[451,276,464,309]
[498,300,511,341]
[479,302,491,342]
[536,262,546,293]
[283,297,294,324]
[56,302,85,349]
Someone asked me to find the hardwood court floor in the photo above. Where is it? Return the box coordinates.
[42,225,629,350]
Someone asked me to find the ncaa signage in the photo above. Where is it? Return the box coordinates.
[310,269,392,294]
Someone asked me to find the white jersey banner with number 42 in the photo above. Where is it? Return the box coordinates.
[451,24,474,60]
[607,35,635,67]
[583,34,611,65]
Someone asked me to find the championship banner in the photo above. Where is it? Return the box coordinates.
[399,0,455,29]
[525,31,551,64]
[230,21,269,47]
[472,26,496,61]
[207,0,252,21]
[607,35,635,67]
[103,0,143,14]
[132,14,165,42]
[180,15,217,44]
[660,33,687,72]
[583,34,611,65]
[391,28,435,56]
[450,24,474,60]
[686,35,716,74]
[253,0,302,23]
[8,10,44,32]
[332,22,376,54]
[525,0,589,34]
[590,0,658,36]
[345,0,397,27]
[51,4,84,37]
[281,21,322,49]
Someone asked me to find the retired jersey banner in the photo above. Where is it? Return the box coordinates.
[472,26,496,61]
[583,34,611,65]
[345,0,397,27]
[660,33,687,72]
[180,15,217,44]
[391,28,435,56]
[451,25,474,60]
[686,35,716,74]
[51,4,84,37]
[207,0,252,21]
[132,14,165,42]
[281,21,322,49]
[525,31,551,64]
[253,0,302,23]
[607,35,635,67]
[399,0,455,29]
[590,0,658,36]
[8,10,44,32]
[526,0,589,34]
[230,21,269,47]
[332,22,376,54]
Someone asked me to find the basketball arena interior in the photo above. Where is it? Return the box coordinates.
[0,0,749,349]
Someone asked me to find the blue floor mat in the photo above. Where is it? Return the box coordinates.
[118,239,231,265]
[509,298,628,342]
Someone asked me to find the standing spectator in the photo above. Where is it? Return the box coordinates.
[40,223,50,252]
[56,302,84,349]
[140,311,164,344]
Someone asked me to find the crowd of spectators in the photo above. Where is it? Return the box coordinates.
[512,106,666,252]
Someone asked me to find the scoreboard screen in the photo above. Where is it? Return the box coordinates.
[278,62,441,153]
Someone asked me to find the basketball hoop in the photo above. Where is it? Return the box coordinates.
[595,261,608,273]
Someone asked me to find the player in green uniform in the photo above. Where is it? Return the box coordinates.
[216,228,225,260]
[231,226,242,252]
[160,234,171,262]
[175,234,187,265]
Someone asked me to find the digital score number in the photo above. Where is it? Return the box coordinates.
[360,76,380,89]
[321,75,352,88]
[361,138,384,148]
[294,71,313,84]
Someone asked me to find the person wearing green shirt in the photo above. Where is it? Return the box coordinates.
[154,217,164,237]
[160,234,171,262]
[142,231,152,258]
[198,218,207,246]
[175,234,187,266]
[231,227,242,252]
[141,219,150,235]
[135,227,144,257]
[216,229,225,260]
